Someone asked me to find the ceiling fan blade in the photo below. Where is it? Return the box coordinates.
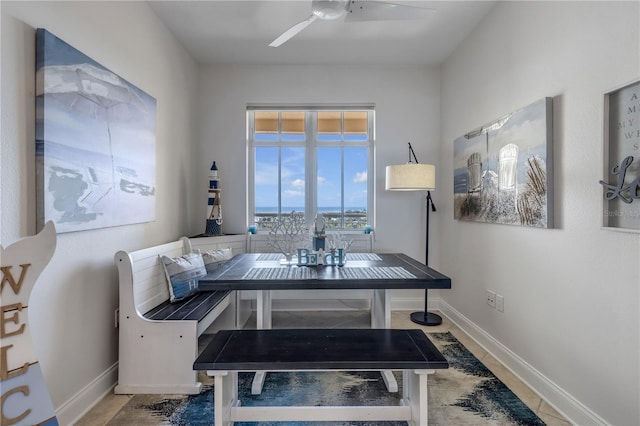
[345,0,435,22]
[269,14,319,47]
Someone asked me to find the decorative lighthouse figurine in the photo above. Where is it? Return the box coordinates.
[205,161,223,235]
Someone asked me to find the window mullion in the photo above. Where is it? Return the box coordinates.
[277,146,282,218]
[277,113,282,218]
[341,146,345,229]
[340,112,345,229]
[247,111,255,229]
[368,110,375,228]
[307,112,316,228]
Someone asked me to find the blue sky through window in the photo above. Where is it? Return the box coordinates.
[254,147,305,212]
[317,147,367,212]
[255,144,367,213]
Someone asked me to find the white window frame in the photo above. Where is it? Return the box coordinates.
[246,105,375,232]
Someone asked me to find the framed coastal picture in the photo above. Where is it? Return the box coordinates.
[453,97,554,228]
[600,80,640,232]
[35,29,157,233]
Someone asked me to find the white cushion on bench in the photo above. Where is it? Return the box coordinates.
[202,247,233,272]
[161,251,206,302]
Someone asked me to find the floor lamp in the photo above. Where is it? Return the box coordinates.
[385,143,442,326]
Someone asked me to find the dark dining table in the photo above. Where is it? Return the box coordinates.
[198,252,451,393]
[200,252,450,325]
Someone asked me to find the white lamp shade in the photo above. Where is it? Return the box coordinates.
[385,163,436,191]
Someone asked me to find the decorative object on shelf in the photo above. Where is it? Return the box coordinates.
[0,221,58,425]
[453,97,554,228]
[386,142,440,326]
[36,29,157,234]
[600,80,639,232]
[205,161,223,236]
[266,211,309,264]
[313,213,326,250]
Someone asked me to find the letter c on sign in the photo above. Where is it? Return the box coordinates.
[1,385,32,425]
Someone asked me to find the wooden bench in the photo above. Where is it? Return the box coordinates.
[114,237,242,395]
[193,328,448,426]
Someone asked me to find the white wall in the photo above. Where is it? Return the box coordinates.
[4,1,636,424]
[440,1,639,425]
[1,1,200,423]
[195,65,444,300]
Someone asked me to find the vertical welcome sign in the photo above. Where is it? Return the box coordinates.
[1,222,58,425]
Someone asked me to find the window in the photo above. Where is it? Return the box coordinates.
[247,107,374,231]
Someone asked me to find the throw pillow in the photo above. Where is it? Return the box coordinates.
[160,251,206,303]
[202,248,233,273]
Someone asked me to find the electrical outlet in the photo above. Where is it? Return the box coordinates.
[486,290,496,308]
[496,294,504,312]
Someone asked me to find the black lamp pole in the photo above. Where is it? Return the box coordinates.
[408,142,442,326]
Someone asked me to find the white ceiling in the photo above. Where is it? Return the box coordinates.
[148,0,497,66]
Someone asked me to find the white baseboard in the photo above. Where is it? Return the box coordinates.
[438,299,607,426]
[56,362,118,425]
[391,296,438,312]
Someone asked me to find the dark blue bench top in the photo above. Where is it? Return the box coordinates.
[144,289,231,321]
[194,328,449,371]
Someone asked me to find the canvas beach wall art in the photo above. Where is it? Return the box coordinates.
[36,29,157,233]
[454,98,553,228]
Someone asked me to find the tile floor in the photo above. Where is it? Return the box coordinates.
[77,310,571,426]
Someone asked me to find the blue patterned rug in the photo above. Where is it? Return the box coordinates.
[108,332,544,425]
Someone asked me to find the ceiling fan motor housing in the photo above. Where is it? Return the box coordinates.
[312,0,349,20]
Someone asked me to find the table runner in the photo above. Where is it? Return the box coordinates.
[242,266,415,280]
[255,253,382,262]
[337,266,416,279]
[344,253,381,261]
[243,267,319,280]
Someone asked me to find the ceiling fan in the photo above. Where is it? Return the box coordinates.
[269,0,435,47]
